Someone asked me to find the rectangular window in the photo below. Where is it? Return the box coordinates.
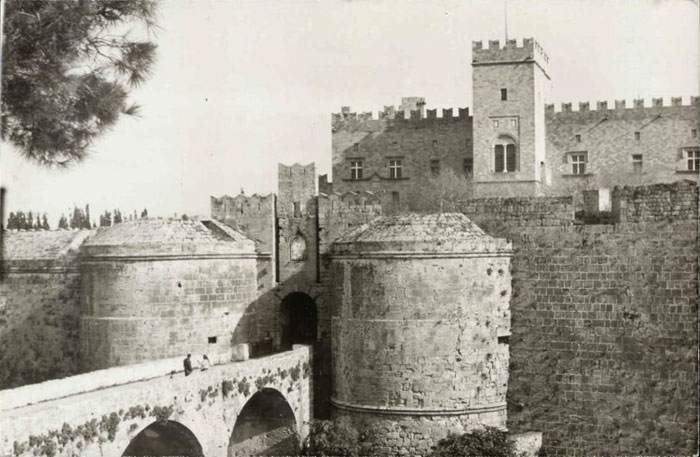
[692,129,698,138]
[430,159,440,176]
[506,144,516,172]
[575,134,581,143]
[353,143,359,152]
[571,152,587,175]
[495,145,504,172]
[463,158,473,175]
[389,159,402,179]
[350,160,363,180]
[495,144,517,173]
[501,88,507,101]
[293,202,301,218]
[392,191,400,204]
[632,154,643,173]
[634,131,641,141]
[510,119,517,128]
[493,120,499,129]
[687,148,700,171]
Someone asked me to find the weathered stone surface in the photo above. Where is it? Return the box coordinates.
[78,219,260,371]
[0,229,93,389]
[504,221,698,456]
[329,213,512,455]
[331,104,473,204]
[0,346,312,457]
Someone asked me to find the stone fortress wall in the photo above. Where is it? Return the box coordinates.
[1,177,697,456]
[546,97,699,195]
[1,31,698,457]
[0,230,92,389]
[454,180,698,456]
[329,214,513,454]
[331,103,473,203]
[332,37,699,200]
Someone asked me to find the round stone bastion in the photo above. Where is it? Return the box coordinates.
[78,219,259,371]
[329,213,513,455]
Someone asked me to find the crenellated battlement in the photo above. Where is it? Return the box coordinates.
[545,96,699,116]
[472,37,550,74]
[211,193,275,218]
[332,105,471,130]
[278,162,316,177]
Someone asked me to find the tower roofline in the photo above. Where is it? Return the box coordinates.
[472,37,550,79]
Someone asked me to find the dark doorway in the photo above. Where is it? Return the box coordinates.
[228,388,299,457]
[122,420,203,457]
[280,292,317,349]
[279,292,329,419]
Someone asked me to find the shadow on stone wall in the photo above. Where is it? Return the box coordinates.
[0,270,81,389]
[229,267,332,420]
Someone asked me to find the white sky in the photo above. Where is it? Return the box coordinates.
[1,0,698,226]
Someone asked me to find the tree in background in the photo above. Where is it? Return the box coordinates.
[69,206,85,229]
[16,211,27,229]
[84,205,92,229]
[58,214,69,229]
[140,208,148,218]
[2,0,159,166]
[6,212,18,229]
[5,210,52,229]
[405,168,474,213]
[113,209,123,224]
[99,210,112,227]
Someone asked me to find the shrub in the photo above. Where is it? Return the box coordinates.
[301,417,367,457]
[428,426,517,457]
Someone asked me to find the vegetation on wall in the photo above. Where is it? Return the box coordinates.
[428,427,517,457]
[11,358,309,456]
[301,417,374,457]
[12,402,172,457]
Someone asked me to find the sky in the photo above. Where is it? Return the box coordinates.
[1,0,698,226]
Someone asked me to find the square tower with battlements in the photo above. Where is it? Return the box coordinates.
[471,38,552,197]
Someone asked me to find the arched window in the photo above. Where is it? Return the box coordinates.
[494,135,518,173]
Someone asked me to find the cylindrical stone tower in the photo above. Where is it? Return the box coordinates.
[329,213,513,455]
[78,219,259,371]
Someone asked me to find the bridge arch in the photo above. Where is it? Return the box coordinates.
[122,420,203,457]
[228,387,299,457]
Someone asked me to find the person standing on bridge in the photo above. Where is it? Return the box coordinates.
[184,354,193,376]
[200,354,210,371]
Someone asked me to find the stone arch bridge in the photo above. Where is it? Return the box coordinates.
[0,346,311,457]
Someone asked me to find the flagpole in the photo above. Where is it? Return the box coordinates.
[504,0,509,41]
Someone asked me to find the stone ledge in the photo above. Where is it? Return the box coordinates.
[330,397,507,416]
[0,345,253,411]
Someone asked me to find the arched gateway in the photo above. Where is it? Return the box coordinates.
[280,292,317,349]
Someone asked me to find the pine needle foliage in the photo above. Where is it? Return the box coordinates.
[2,0,159,166]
